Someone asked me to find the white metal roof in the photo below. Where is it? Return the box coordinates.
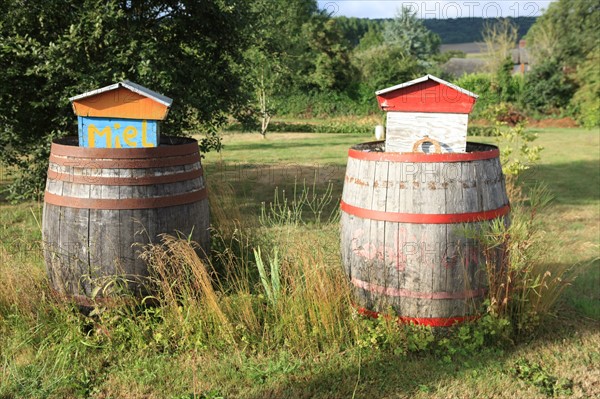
[69,80,173,107]
[375,74,479,99]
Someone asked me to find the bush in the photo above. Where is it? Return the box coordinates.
[467,125,497,137]
[521,59,577,114]
[571,47,600,128]
[454,73,500,119]
[271,89,378,118]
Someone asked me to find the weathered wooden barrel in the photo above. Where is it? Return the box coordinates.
[341,141,509,327]
[42,136,209,302]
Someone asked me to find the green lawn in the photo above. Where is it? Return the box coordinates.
[0,127,598,398]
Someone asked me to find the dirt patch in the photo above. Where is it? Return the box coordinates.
[527,117,579,128]
[470,117,579,128]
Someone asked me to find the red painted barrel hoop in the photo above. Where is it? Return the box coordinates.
[341,201,510,224]
[44,187,207,210]
[349,141,500,163]
[355,306,480,327]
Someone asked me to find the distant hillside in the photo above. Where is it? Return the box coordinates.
[335,16,537,47]
[424,17,537,44]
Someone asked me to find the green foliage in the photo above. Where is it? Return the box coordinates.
[271,89,377,117]
[493,120,543,177]
[302,17,358,92]
[467,125,497,137]
[224,119,375,134]
[423,17,537,44]
[353,44,423,91]
[525,0,600,121]
[495,57,520,103]
[521,59,577,114]
[0,0,253,201]
[383,6,440,60]
[527,0,600,68]
[571,47,600,128]
[454,73,500,118]
[253,246,281,306]
[510,358,574,397]
[259,180,338,227]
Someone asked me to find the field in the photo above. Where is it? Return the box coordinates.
[0,127,598,398]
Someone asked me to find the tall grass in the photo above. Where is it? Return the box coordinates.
[473,183,574,336]
[131,181,357,356]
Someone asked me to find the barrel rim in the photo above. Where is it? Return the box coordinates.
[349,141,500,163]
[50,136,200,158]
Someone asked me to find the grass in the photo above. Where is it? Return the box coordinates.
[0,125,598,398]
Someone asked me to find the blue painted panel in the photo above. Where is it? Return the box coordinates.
[78,116,159,148]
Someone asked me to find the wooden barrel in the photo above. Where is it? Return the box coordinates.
[42,136,209,302]
[341,141,509,327]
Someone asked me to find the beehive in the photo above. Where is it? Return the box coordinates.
[376,74,478,153]
[70,81,173,148]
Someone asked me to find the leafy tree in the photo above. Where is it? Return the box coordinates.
[525,0,599,119]
[383,6,440,61]
[239,0,317,136]
[521,58,576,113]
[354,26,384,52]
[571,47,600,128]
[527,0,600,67]
[353,44,422,91]
[482,18,518,74]
[301,16,357,92]
[0,0,252,201]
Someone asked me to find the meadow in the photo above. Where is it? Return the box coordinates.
[0,126,598,398]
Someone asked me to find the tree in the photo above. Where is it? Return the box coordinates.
[571,47,600,127]
[482,18,518,74]
[239,0,317,137]
[301,16,358,92]
[353,44,422,91]
[525,0,599,120]
[521,58,576,113]
[0,0,252,200]
[383,6,440,61]
[527,0,600,68]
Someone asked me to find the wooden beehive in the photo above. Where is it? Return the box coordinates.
[376,74,478,153]
[70,81,173,148]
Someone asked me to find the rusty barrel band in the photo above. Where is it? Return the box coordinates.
[44,188,207,210]
[49,152,200,169]
[49,140,200,159]
[355,306,480,328]
[46,167,203,186]
[349,142,500,163]
[351,277,486,300]
[341,201,510,224]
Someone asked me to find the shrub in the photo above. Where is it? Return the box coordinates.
[571,47,600,128]
[521,58,577,114]
[454,73,500,119]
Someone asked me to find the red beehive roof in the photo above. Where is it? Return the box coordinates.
[375,74,478,114]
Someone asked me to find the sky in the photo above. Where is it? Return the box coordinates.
[317,1,556,19]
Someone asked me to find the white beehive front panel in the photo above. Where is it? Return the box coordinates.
[385,112,468,153]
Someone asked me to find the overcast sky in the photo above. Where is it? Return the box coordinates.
[317,1,556,19]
